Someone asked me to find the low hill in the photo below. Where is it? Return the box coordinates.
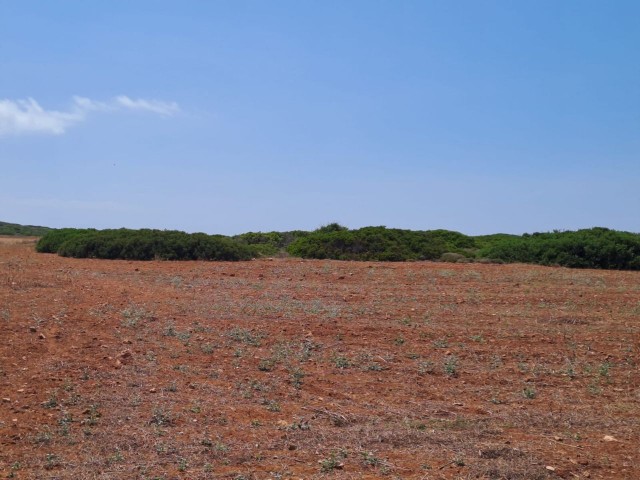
[0,220,52,236]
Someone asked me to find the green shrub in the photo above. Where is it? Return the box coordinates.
[440,252,468,263]
[0,221,52,236]
[479,228,640,270]
[233,230,309,257]
[287,226,461,261]
[39,228,254,261]
[36,228,95,253]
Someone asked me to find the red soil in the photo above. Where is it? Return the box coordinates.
[1,239,639,479]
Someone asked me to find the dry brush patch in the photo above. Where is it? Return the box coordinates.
[0,243,638,479]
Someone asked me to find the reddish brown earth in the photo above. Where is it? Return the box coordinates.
[1,238,639,479]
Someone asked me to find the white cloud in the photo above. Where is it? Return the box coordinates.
[0,98,85,135]
[115,95,180,116]
[0,95,180,137]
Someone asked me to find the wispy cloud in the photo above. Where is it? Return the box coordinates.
[0,98,84,136]
[0,95,180,136]
[115,96,179,116]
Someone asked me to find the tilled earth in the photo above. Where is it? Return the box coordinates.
[1,238,639,479]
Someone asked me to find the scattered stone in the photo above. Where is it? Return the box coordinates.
[38,333,46,340]
[118,350,133,364]
[546,466,555,472]
[2,398,10,402]
[29,326,37,332]
[603,435,619,442]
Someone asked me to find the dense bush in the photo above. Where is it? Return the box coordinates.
[36,228,95,253]
[287,226,471,261]
[38,228,254,261]
[479,228,640,270]
[233,230,309,256]
[35,224,640,270]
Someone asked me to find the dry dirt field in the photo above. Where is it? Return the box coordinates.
[1,238,639,479]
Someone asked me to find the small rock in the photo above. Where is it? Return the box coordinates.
[149,388,157,393]
[546,466,555,472]
[603,435,618,442]
[29,326,37,332]
[554,436,563,441]
[38,333,46,340]
[2,398,10,402]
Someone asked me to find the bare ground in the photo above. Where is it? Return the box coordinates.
[1,239,638,479]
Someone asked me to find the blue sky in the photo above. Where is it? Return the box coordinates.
[1,1,638,235]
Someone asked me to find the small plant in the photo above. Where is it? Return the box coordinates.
[177,458,188,472]
[290,368,305,389]
[150,407,173,426]
[227,327,263,346]
[489,355,503,370]
[444,355,459,377]
[120,304,150,328]
[85,404,100,425]
[200,343,216,354]
[58,411,73,436]
[165,381,178,393]
[34,428,53,445]
[164,322,177,337]
[394,336,405,346]
[333,355,350,369]
[418,361,436,375]
[523,387,537,399]
[214,441,229,454]
[320,452,346,472]
[44,453,60,470]
[588,380,602,395]
[366,362,384,371]
[177,330,191,344]
[361,451,381,468]
[599,361,612,378]
[42,391,58,409]
[433,339,448,348]
[264,400,281,412]
[565,361,576,379]
[108,449,124,464]
[258,358,276,371]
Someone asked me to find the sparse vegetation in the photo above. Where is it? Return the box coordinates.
[2,237,639,478]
